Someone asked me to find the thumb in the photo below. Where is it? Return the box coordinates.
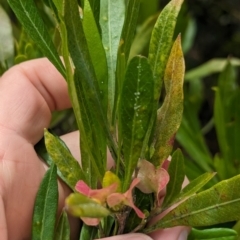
[96,233,153,240]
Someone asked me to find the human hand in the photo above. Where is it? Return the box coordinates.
[0,58,189,240]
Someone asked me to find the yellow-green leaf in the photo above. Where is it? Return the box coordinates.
[152,35,185,166]
[66,193,110,218]
[149,0,184,102]
[44,129,86,190]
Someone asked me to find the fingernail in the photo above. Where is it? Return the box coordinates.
[178,230,188,240]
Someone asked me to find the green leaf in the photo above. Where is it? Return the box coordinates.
[99,0,125,121]
[213,87,230,179]
[74,70,106,185]
[177,108,214,173]
[152,172,216,220]
[32,164,58,240]
[52,0,64,16]
[44,129,86,190]
[84,0,100,31]
[81,0,108,184]
[145,174,240,232]
[113,0,141,128]
[151,35,185,166]
[214,62,240,179]
[119,0,140,63]
[66,193,110,218]
[225,90,240,176]
[54,211,70,240]
[149,0,184,102]
[79,224,98,240]
[83,0,108,114]
[173,172,216,204]
[119,56,154,191]
[79,128,101,188]
[130,14,158,59]
[64,0,117,161]
[188,228,238,240]
[162,149,185,207]
[0,5,14,67]
[185,58,240,81]
[7,0,66,77]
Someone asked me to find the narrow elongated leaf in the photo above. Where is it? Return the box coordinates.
[162,149,185,207]
[7,0,66,77]
[44,129,86,190]
[75,70,106,185]
[64,0,117,161]
[52,0,103,187]
[188,228,238,240]
[177,114,214,173]
[214,62,240,179]
[83,0,108,113]
[153,172,216,220]
[217,61,237,103]
[119,56,154,191]
[130,14,158,60]
[149,0,184,101]
[145,174,240,232]
[52,0,64,16]
[86,0,100,30]
[99,0,125,121]
[119,0,140,63]
[82,1,108,182]
[214,62,236,167]
[172,172,216,204]
[152,35,185,166]
[214,88,229,179]
[79,129,100,188]
[79,224,98,240]
[32,164,58,240]
[114,0,140,113]
[225,90,240,176]
[54,211,70,240]
[185,58,240,81]
[113,0,141,126]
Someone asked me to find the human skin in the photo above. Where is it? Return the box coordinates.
[0,58,189,240]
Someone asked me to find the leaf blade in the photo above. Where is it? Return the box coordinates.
[145,174,240,232]
[149,0,184,101]
[99,0,125,121]
[44,129,86,190]
[7,0,66,77]
[64,0,117,162]
[119,56,154,191]
[188,228,238,240]
[54,211,70,240]
[162,149,185,207]
[32,164,58,240]
[152,35,185,166]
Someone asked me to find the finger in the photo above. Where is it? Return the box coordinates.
[96,233,153,240]
[0,197,7,240]
[149,226,190,240]
[0,58,71,144]
[60,131,114,168]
